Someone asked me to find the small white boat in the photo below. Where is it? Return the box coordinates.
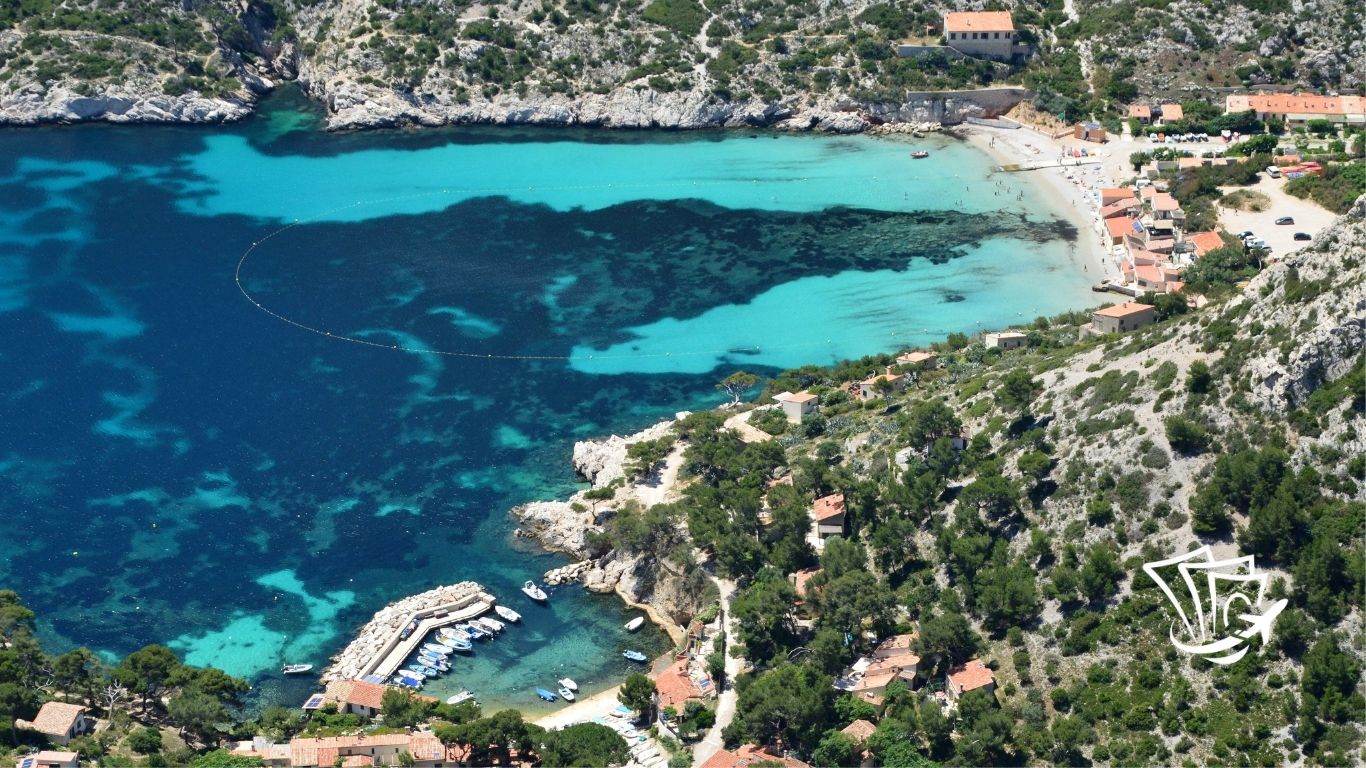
[479,616,506,632]
[494,605,521,623]
[281,664,313,675]
[558,677,578,691]
[522,580,548,602]
[558,687,576,701]
[470,617,501,634]
[447,691,475,705]
[624,617,645,632]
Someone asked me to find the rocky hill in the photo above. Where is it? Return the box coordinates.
[2,0,1361,128]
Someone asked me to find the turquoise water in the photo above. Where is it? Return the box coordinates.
[0,92,1094,712]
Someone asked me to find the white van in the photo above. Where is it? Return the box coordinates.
[1265,165,1281,178]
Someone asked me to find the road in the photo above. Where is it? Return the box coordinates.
[692,578,741,767]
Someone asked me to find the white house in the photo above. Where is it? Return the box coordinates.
[943,11,1018,61]
[983,331,1027,350]
[773,391,819,424]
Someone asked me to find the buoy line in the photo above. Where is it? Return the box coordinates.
[234,187,956,362]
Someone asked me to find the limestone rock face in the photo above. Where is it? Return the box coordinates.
[0,84,253,125]
[571,417,680,488]
[1238,195,1365,415]
[512,500,591,559]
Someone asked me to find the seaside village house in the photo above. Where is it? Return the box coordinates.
[13,752,79,768]
[857,371,907,400]
[315,679,437,720]
[14,703,92,747]
[700,744,812,768]
[1225,93,1366,129]
[1157,103,1183,124]
[983,331,1027,350]
[229,732,454,768]
[834,633,922,706]
[941,11,1019,61]
[1073,122,1107,143]
[772,391,818,424]
[946,659,997,704]
[841,720,878,767]
[809,493,846,550]
[1128,104,1152,125]
[653,657,715,734]
[1090,302,1156,335]
[895,350,938,371]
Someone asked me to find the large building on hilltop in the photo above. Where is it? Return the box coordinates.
[942,11,1019,61]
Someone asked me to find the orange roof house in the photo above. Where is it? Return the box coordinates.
[791,568,822,600]
[895,350,937,369]
[945,659,996,700]
[1227,93,1366,123]
[943,11,1014,33]
[701,745,812,768]
[871,633,921,664]
[1099,199,1141,219]
[842,719,877,745]
[1186,230,1224,257]
[1104,216,1136,244]
[812,493,845,523]
[1159,103,1183,121]
[1151,192,1180,212]
[14,703,91,746]
[1100,188,1134,206]
[655,659,707,709]
[1128,104,1151,121]
[1091,302,1157,333]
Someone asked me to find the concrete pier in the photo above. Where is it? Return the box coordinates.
[323,581,497,682]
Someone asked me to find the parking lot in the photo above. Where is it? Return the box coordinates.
[1215,175,1339,257]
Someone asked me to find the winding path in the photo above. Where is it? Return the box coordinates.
[693,577,742,767]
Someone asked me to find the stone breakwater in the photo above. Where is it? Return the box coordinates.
[322,580,493,682]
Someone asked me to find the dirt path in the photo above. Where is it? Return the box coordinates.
[692,577,741,767]
[722,408,773,444]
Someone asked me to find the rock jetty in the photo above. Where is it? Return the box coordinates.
[322,580,492,682]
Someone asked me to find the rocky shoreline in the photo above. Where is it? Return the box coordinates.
[511,415,703,644]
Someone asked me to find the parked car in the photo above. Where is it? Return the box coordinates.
[1237,230,1255,239]
[1264,166,1282,178]
[1275,216,1295,225]
[1294,232,1312,241]
[1247,238,1269,249]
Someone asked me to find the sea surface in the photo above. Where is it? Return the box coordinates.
[0,91,1095,712]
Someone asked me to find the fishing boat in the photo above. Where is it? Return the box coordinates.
[522,580,549,602]
[623,650,647,663]
[459,623,491,640]
[558,687,576,701]
[624,617,645,632]
[536,687,558,702]
[447,691,476,705]
[439,626,473,641]
[281,663,313,675]
[911,150,930,159]
[401,668,427,681]
[398,619,419,640]
[470,617,501,634]
[558,678,578,692]
[395,676,423,689]
[494,606,521,623]
[422,643,452,656]
[409,664,438,677]
[478,616,506,632]
[443,637,474,652]
[418,652,450,668]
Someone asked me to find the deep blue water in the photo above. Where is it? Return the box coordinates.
[0,91,1094,710]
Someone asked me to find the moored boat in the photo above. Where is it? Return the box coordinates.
[536,687,558,702]
[479,616,506,632]
[443,637,474,652]
[911,150,930,158]
[401,668,427,681]
[395,676,423,689]
[494,605,521,623]
[422,643,452,656]
[623,650,647,662]
[447,691,476,705]
[459,623,490,640]
[281,664,313,675]
[558,677,578,691]
[470,617,500,634]
[624,617,645,632]
[522,580,549,602]
[558,687,576,701]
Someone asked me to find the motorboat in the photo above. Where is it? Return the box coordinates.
[470,617,501,634]
[494,605,522,623]
[281,664,313,675]
[622,650,647,663]
[401,668,427,681]
[522,580,549,602]
[398,619,419,640]
[478,616,506,632]
[395,676,423,689]
[439,626,473,641]
[911,150,930,159]
[459,623,491,640]
[447,691,476,705]
[624,617,645,632]
[536,687,558,702]
[442,637,474,653]
[409,665,438,678]
[558,678,578,691]
[422,643,452,656]
[558,687,576,701]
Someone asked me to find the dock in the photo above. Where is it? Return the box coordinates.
[323,581,497,682]
[998,158,1104,172]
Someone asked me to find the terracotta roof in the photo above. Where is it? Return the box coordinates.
[1151,192,1180,211]
[947,659,995,694]
[326,680,390,711]
[26,752,79,765]
[776,391,818,404]
[1186,230,1225,256]
[1177,157,1203,169]
[1093,302,1154,318]
[1105,217,1137,239]
[1128,105,1151,118]
[1099,200,1140,218]
[872,633,921,664]
[1127,248,1164,265]
[861,372,905,387]
[1159,103,1183,120]
[841,719,877,743]
[408,733,446,762]
[1100,187,1134,204]
[943,11,1014,32]
[654,659,705,709]
[17,703,86,737]
[341,756,373,767]
[792,568,821,598]
[896,351,936,364]
[812,493,846,522]
[849,670,899,693]
[1133,264,1165,284]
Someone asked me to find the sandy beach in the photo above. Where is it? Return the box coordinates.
[962,124,1124,283]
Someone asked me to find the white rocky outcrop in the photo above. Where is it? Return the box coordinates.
[0,84,254,125]
[572,416,682,488]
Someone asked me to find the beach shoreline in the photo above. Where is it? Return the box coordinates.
[960,124,1123,284]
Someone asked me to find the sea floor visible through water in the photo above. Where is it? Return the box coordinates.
[0,89,1098,713]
